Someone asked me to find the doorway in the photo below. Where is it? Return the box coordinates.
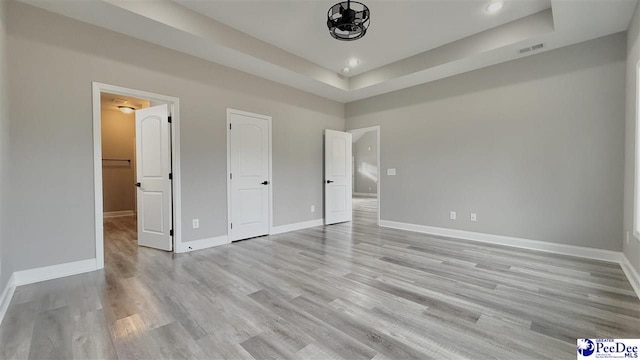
[92,83,182,270]
[348,126,380,225]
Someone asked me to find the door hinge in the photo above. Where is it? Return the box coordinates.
[230,223,233,229]
[170,229,174,236]
[229,123,232,130]
[230,173,233,180]
[168,115,172,123]
[169,173,173,180]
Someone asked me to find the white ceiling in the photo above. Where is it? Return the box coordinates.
[176,0,552,76]
[19,0,639,103]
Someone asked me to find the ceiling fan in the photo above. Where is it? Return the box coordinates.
[327,0,371,41]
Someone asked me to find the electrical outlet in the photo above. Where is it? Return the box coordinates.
[387,168,397,176]
[470,213,477,222]
[192,219,199,229]
[450,211,456,220]
[311,205,315,213]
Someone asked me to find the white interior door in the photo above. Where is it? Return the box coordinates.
[229,111,270,241]
[325,129,352,225]
[135,104,173,251]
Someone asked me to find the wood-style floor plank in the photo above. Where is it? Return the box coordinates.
[0,196,638,359]
[28,306,73,360]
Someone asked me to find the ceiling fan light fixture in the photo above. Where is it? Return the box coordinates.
[118,106,135,114]
[327,0,371,41]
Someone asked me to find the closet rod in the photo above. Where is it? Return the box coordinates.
[102,158,131,163]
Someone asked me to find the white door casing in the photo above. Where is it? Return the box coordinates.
[135,104,173,251]
[228,110,271,241]
[325,129,352,225]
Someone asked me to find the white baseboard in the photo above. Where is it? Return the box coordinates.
[103,210,135,218]
[0,273,16,326]
[13,258,98,286]
[0,258,98,325]
[354,192,377,198]
[176,235,230,253]
[621,255,640,300]
[271,219,324,235]
[176,219,325,253]
[379,220,622,263]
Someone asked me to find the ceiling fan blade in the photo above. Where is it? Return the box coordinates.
[339,3,347,15]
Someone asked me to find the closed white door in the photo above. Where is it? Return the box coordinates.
[135,104,173,251]
[229,111,270,241]
[325,129,352,225]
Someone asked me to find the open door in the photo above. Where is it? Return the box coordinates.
[135,104,173,251]
[325,129,352,225]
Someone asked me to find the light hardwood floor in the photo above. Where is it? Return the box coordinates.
[1,197,639,359]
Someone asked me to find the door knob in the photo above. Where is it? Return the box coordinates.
[135,182,141,187]
[326,180,334,184]
[261,181,269,185]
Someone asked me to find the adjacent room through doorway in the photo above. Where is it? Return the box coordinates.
[93,83,182,270]
[97,87,179,277]
[349,126,380,224]
[100,92,151,273]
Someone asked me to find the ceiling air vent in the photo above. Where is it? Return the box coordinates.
[519,47,532,54]
[518,43,544,55]
[111,98,128,105]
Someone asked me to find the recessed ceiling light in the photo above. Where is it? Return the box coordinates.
[348,58,360,67]
[485,1,503,14]
[342,67,350,74]
[118,106,135,114]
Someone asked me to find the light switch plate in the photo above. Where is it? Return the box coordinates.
[192,219,200,229]
[387,168,397,176]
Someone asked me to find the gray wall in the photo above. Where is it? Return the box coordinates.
[624,3,640,274]
[353,131,378,195]
[346,33,626,251]
[0,0,10,290]
[6,2,344,272]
